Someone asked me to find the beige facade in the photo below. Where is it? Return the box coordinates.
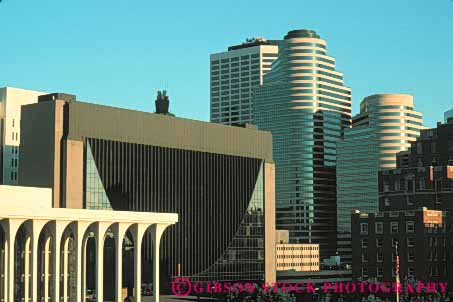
[210,39,279,125]
[276,243,320,272]
[0,185,178,302]
[0,87,47,185]
[354,94,424,169]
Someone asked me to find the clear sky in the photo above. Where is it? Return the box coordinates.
[1,0,452,127]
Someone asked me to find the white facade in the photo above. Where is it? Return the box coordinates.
[0,87,47,185]
[0,186,178,302]
[210,39,278,125]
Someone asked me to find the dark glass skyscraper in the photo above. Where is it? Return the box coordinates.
[254,29,352,258]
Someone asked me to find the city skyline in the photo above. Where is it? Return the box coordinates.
[1,0,453,127]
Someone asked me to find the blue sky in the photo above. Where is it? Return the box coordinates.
[1,0,452,127]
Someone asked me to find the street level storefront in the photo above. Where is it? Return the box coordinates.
[0,186,178,302]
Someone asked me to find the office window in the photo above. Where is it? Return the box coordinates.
[360,223,368,235]
[408,251,415,262]
[377,252,383,262]
[361,238,368,248]
[391,222,399,234]
[375,222,383,234]
[407,237,415,247]
[376,238,384,247]
[406,221,415,233]
[377,267,383,277]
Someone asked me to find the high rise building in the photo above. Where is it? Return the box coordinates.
[210,37,278,125]
[0,87,46,185]
[444,108,453,123]
[254,29,352,259]
[19,92,276,288]
[337,94,423,264]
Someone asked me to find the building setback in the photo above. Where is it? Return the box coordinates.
[0,87,47,185]
[337,94,423,264]
[210,38,278,125]
[254,29,352,259]
[19,93,276,289]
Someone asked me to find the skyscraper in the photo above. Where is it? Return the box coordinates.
[210,37,278,125]
[254,29,352,258]
[337,94,423,264]
[0,87,46,185]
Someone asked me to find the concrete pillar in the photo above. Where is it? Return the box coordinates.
[25,220,48,302]
[132,224,147,302]
[2,238,7,302]
[112,223,132,302]
[70,221,92,302]
[1,218,26,302]
[44,237,52,302]
[150,224,171,302]
[50,221,71,302]
[25,236,31,302]
[94,222,111,302]
[63,237,70,302]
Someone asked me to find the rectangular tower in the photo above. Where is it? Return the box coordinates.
[0,87,46,185]
[210,38,278,125]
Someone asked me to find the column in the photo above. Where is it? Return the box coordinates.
[29,220,48,302]
[44,237,51,302]
[2,238,7,302]
[63,238,70,302]
[1,218,26,302]
[150,224,170,302]
[113,223,132,302]
[51,221,72,302]
[132,224,147,302]
[25,237,31,302]
[95,222,111,302]
[74,222,92,302]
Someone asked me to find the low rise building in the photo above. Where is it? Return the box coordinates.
[275,230,320,272]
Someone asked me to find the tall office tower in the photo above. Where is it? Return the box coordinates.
[337,94,423,264]
[254,29,352,259]
[210,37,279,125]
[0,87,46,185]
[445,108,453,123]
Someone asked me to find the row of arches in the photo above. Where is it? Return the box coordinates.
[0,218,171,302]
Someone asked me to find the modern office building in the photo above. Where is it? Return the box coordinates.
[19,92,276,288]
[351,208,452,287]
[379,120,453,212]
[0,185,177,302]
[254,29,352,259]
[0,87,46,185]
[444,108,453,123]
[337,94,423,264]
[210,37,278,125]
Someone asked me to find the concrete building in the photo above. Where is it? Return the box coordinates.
[210,37,278,125]
[0,87,46,185]
[351,208,452,286]
[379,120,453,212]
[337,94,423,264]
[19,92,276,287]
[0,185,178,302]
[254,29,352,259]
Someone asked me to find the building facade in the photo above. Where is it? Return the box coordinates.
[351,208,453,287]
[337,94,423,264]
[254,29,352,259]
[0,87,46,185]
[0,185,178,302]
[210,37,278,125]
[444,109,453,124]
[276,244,319,272]
[379,121,453,212]
[19,93,276,287]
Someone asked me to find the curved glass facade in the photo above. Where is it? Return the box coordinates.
[337,94,423,264]
[253,29,351,259]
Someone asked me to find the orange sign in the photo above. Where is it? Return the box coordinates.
[423,209,442,224]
